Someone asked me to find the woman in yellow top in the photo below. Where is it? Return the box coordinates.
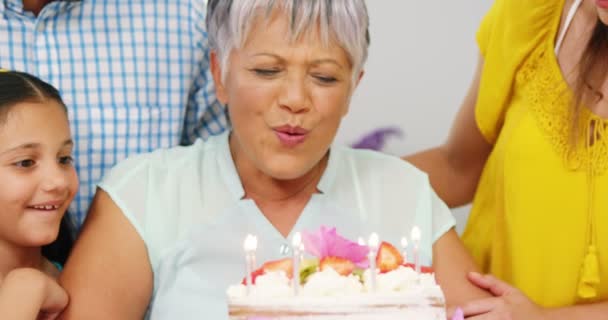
[407,0,608,318]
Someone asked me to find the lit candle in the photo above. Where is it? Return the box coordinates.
[292,232,302,296]
[411,226,421,274]
[400,237,409,265]
[368,233,379,292]
[357,237,365,246]
[244,234,258,295]
[299,242,305,263]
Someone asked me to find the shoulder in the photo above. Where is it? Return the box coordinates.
[339,147,427,174]
[488,0,562,20]
[476,0,563,143]
[101,144,194,185]
[102,134,224,189]
[334,146,430,188]
[330,147,454,249]
[181,0,208,28]
[97,134,229,268]
[482,0,562,44]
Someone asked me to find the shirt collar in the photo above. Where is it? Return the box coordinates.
[316,145,338,194]
[218,132,246,201]
[3,0,81,14]
[4,0,24,12]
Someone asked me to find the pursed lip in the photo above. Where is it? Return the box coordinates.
[272,125,310,147]
[272,125,310,135]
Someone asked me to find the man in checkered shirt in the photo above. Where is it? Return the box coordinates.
[0,0,230,226]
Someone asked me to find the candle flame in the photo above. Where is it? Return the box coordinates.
[411,226,421,243]
[368,232,379,249]
[292,232,302,247]
[357,237,365,246]
[401,237,408,248]
[244,234,257,251]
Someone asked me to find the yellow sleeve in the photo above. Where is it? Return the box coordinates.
[476,0,500,57]
[474,0,561,144]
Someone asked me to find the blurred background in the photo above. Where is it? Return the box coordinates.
[336,1,493,233]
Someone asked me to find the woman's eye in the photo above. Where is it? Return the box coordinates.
[59,156,74,165]
[313,75,338,84]
[253,69,280,77]
[15,159,36,168]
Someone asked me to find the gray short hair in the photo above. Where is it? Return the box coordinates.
[207,0,370,80]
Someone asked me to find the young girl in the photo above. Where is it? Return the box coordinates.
[0,71,78,319]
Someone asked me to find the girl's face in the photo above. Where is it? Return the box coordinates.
[0,100,78,249]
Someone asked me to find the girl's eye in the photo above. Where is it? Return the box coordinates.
[15,159,36,168]
[59,156,74,165]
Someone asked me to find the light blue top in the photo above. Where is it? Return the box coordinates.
[99,132,455,319]
[0,0,229,224]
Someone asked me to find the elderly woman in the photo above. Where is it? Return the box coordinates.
[59,0,489,319]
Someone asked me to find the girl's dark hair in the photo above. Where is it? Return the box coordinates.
[0,71,67,121]
[571,20,608,146]
[42,214,76,265]
[0,71,75,265]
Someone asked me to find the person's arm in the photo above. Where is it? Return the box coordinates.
[544,302,608,319]
[58,189,153,320]
[432,229,491,310]
[0,268,68,320]
[404,55,492,208]
[462,273,608,319]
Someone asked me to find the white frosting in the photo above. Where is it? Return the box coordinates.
[253,271,292,298]
[363,266,437,293]
[226,284,247,299]
[301,268,363,296]
[227,266,443,301]
[227,265,445,319]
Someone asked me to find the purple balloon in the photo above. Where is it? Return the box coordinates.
[351,127,404,151]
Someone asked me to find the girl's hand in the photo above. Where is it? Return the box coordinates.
[461,272,547,320]
[37,273,69,320]
[0,268,68,320]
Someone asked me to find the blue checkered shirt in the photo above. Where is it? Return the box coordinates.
[0,0,229,225]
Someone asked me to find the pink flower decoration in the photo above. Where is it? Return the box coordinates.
[301,226,370,268]
[451,308,464,320]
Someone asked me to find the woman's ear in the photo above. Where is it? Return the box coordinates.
[342,70,365,116]
[210,51,228,104]
[356,70,365,87]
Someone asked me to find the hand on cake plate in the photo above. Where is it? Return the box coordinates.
[460,272,547,320]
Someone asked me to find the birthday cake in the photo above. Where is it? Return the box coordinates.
[226,227,446,319]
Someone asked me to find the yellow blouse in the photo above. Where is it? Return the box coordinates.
[462,0,608,307]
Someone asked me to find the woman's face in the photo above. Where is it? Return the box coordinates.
[596,0,608,24]
[0,101,78,249]
[212,11,362,180]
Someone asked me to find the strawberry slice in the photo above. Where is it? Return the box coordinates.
[241,258,294,285]
[319,257,355,276]
[241,267,265,285]
[263,258,294,278]
[376,241,404,273]
[403,263,434,274]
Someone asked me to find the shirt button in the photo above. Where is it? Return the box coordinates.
[279,243,291,256]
